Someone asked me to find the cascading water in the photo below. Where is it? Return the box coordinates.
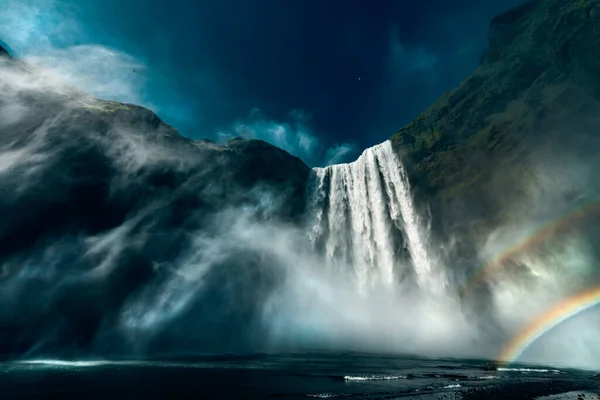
[307,140,444,293]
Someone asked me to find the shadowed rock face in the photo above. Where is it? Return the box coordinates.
[0,46,310,357]
[390,0,600,252]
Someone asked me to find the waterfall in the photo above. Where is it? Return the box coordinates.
[307,140,442,292]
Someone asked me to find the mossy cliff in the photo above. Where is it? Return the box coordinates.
[390,0,600,239]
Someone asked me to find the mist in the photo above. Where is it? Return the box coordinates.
[2,14,600,373]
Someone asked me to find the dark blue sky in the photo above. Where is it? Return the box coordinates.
[1,0,523,165]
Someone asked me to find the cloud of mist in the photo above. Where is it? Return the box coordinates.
[324,144,356,166]
[520,307,600,371]
[0,0,160,112]
[0,0,80,51]
[459,131,600,370]
[114,201,478,358]
[217,108,357,167]
[26,45,147,105]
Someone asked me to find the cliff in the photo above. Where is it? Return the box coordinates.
[391,0,600,240]
[0,44,310,356]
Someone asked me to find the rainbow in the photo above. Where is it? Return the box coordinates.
[498,286,600,363]
[459,198,600,295]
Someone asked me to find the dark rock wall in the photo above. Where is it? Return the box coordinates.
[0,49,310,357]
[391,0,600,256]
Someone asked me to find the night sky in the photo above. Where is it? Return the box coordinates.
[1,0,524,165]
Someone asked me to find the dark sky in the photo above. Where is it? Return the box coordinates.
[1,0,524,165]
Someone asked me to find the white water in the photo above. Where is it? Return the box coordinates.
[343,375,408,381]
[307,140,444,293]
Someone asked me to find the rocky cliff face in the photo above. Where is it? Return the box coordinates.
[391,0,600,250]
[0,46,310,357]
